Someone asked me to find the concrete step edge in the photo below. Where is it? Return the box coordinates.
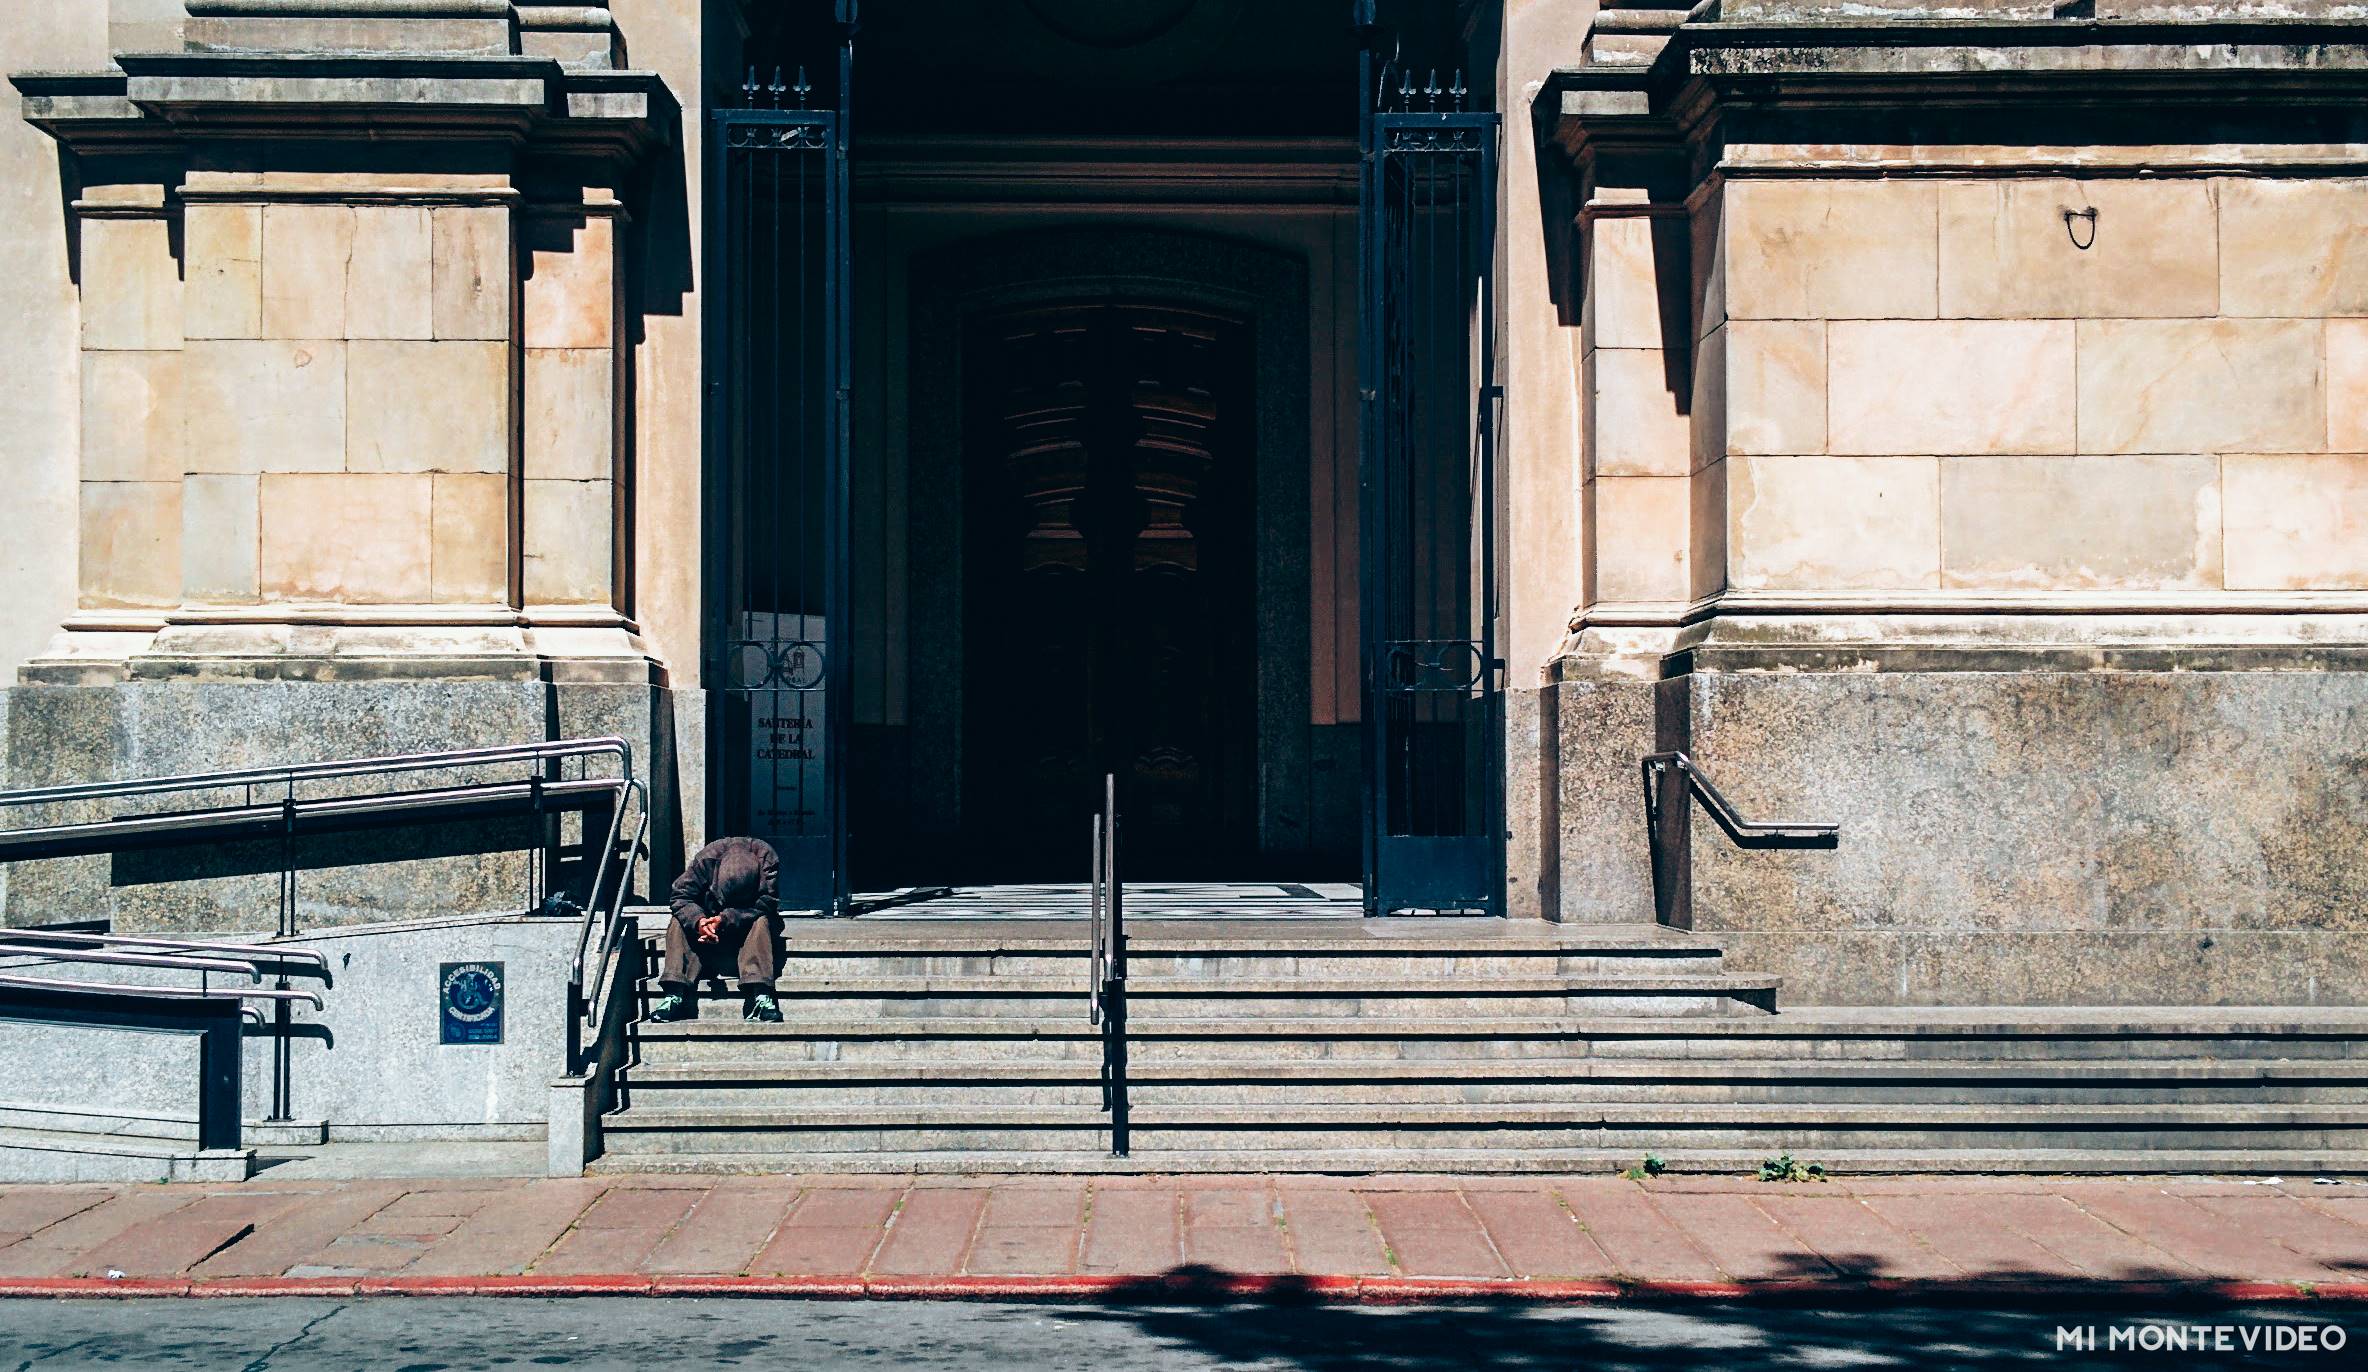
[613,1058,2368,1086]
[599,1101,2368,1129]
[628,1014,2368,1039]
[586,1146,2368,1176]
[631,975,1780,995]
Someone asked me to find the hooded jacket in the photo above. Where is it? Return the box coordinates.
[668,836,781,936]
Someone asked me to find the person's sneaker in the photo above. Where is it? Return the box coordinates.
[648,993,696,1022]
[744,992,783,1023]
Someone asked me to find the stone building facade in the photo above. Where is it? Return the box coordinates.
[2,1,2365,1009]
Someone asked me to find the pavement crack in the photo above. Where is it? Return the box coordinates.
[237,1301,345,1372]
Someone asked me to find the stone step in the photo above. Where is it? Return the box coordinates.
[631,974,1780,1019]
[588,1145,2368,1177]
[643,924,1733,980]
[623,1011,2368,1067]
[1592,7,1689,33]
[596,1100,2368,1155]
[610,1056,2368,1111]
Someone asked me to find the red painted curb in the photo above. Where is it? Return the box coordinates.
[1,1273,2365,1303]
[185,1278,365,1298]
[0,1278,192,1298]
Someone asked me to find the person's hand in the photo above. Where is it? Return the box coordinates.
[696,914,723,944]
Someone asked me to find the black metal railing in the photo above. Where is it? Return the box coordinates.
[1087,773,1128,1158]
[707,6,856,917]
[1357,3,1504,916]
[1640,751,1840,930]
[0,737,637,1120]
[0,931,329,1144]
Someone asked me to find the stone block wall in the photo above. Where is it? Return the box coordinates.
[1700,173,2364,600]
[70,170,629,618]
[1548,14,2368,1004]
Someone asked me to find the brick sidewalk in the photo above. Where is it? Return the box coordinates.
[4,1173,2368,1300]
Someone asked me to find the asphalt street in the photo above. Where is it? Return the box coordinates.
[0,1298,2356,1371]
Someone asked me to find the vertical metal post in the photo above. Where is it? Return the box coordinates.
[1101,772,1127,1158]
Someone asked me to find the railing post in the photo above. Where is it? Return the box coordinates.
[1102,772,1127,1158]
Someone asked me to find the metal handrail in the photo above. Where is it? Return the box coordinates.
[0,973,322,1007]
[571,778,652,1039]
[0,737,633,811]
[0,946,263,980]
[1088,773,1128,1159]
[0,928,329,971]
[1640,750,1838,931]
[1640,752,1840,846]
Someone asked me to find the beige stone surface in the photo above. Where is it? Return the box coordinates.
[1592,474,1694,602]
[80,350,182,482]
[261,204,355,339]
[1588,346,1693,476]
[1583,213,1684,352]
[430,471,510,603]
[2328,319,2368,452]
[1937,178,2218,319]
[258,472,433,602]
[181,473,259,602]
[1723,179,1938,321]
[524,347,614,481]
[1729,454,1940,591]
[183,203,263,340]
[1939,454,2221,591]
[346,207,434,340]
[346,340,510,473]
[79,216,182,351]
[1722,320,1826,457]
[2220,178,2368,318]
[1690,459,1728,601]
[0,1,108,677]
[433,205,514,340]
[2078,319,2325,455]
[523,477,614,604]
[613,0,705,674]
[1828,319,2075,456]
[78,480,181,608]
[523,213,615,350]
[182,339,346,474]
[2223,453,2368,590]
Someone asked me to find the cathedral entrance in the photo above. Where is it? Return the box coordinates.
[960,302,1257,881]
[708,0,1501,915]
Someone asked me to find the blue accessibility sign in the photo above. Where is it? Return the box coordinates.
[439,961,505,1045]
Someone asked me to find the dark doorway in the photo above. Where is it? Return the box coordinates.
[959,301,1257,880]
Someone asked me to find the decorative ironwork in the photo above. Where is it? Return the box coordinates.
[1357,4,1503,916]
[707,3,857,915]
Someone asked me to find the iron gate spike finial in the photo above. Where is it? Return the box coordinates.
[1425,69,1441,110]
[742,65,758,106]
[794,65,813,109]
[1451,70,1467,111]
[768,65,786,108]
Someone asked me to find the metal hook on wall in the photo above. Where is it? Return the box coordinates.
[2064,206,2099,251]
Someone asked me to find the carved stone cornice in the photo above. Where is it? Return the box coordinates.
[1547,17,2368,175]
[13,51,673,164]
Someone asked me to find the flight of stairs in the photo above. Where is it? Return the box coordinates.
[590,912,2368,1174]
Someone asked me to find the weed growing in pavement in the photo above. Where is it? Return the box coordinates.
[1618,1154,1668,1181]
[1757,1152,1827,1183]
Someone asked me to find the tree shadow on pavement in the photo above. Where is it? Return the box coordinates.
[1065,1265,2349,1372]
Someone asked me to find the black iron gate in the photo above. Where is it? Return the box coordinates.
[1356,7,1503,915]
[706,6,855,915]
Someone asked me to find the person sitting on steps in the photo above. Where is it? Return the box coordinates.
[649,834,784,1023]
